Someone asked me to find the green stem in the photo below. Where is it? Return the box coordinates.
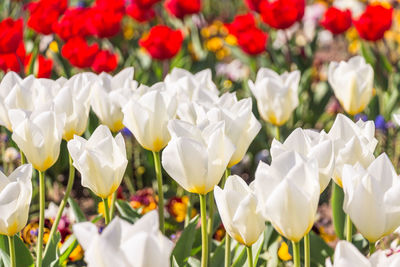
[207,192,214,262]
[44,154,75,254]
[291,241,300,267]
[28,39,39,76]
[221,168,231,188]
[275,126,281,141]
[304,233,310,267]
[152,151,165,234]
[331,183,345,240]
[8,235,15,267]
[246,246,254,267]
[102,198,110,225]
[199,194,208,267]
[109,191,117,220]
[346,214,352,242]
[225,234,231,267]
[20,150,26,165]
[36,171,45,267]
[369,242,376,255]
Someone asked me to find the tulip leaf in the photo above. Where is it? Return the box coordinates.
[115,200,141,224]
[209,240,224,267]
[171,215,199,266]
[0,248,10,267]
[42,232,61,267]
[309,231,334,266]
[331,183,345,240]
[0,235,34,267]
[67,197,86,222]
[231,243,246,267]
[59,236,78,264]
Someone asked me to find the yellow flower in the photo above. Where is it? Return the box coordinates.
[97,197,112,217]
[49,41,59,53]
[206,37,224,52]
[278,240,292,261]
[318,226,337,243]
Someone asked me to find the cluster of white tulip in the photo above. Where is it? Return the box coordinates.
[0,53,398,267]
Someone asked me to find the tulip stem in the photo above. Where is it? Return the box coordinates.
[223,168,231,267]
[304,233,310,267]
[102,198,110,225]
[275,126,281,141]
[346,214,352,242]
[152,151,165,234]
[44,154,75,255]
[246,246,254,267]
[199,194,208,267]
[8,235,15,267]
[369,242,376,255]
[207,192,214,262]
[20,150,26,165]
[36,170,45,267]
[291,241,300,267]
[331,183,345,240]
[109,191,117,220]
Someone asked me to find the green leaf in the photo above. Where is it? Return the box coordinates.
[0,248,10,267]
[209,240,224,267]
[0,235,34,267]
[42,232,61,267]
[231,242,246,267]
[331,183,345,240]
[59,236,78,264]
[172,215,199,266]
[309,231,334,266]
[68,197,86,222]
[115,200,141,224]
[360,42,376,66]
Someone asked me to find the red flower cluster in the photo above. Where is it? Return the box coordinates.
[27,0,67,35]
[61,37,99,69]
[260,0,305,30]
[89,0,124,38]
[320,7,352,35]
[227,14,268,55]
[164,0,202,19]
[139,25,183,60]
[127,0,161,23]
[53,8,92,41]
[353,4,393,41]
[0,18,25,73]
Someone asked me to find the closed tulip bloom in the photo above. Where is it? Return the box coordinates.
[91,67,138,132]
[328,114,377,187]
[342,153,400,243]
[68,125,128,198]
[271,128,334,192]
[0,164,32,236]
[9,109,65,172]
[122,83,176,152]
[214,175,265,246]
[162,120,235,194]
[253,151,320,242]
[249,68,300,126]
[54,73,92,140]
[73,211,174,267]
[328,56,374,115]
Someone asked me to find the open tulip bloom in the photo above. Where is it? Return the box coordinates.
[342,153,400,246]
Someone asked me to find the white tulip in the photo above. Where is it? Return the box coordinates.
[122,83,176,152]
[0,164,32,236]
[54,73,92,140]
[9,109,65,172]
[271,128,334,192]
[91,68,138,132]
[328,114,377,187]
[68,125,128,198]
[328,56,374,115]
[342,153,400,243]
[73,211,174,267]
[248,68,300,126]
[214,175,265,246]
[162,120,235,194]
[253,151,320,242]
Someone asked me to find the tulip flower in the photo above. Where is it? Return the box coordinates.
[327,113,377,187]
[271,128,334,193]
[249,68,300,126]
[91,67,138,132]
[0,164,32,267]
[214,175,265,246]
[328,56,374,115]
[73,211,174,267]
[342,154,400,244]
[68,125,127,200]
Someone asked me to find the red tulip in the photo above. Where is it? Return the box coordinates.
[237,27,268,55]
[37,55,53,78]
[260,0,305,29]
[94,0,126,13]
[89,7,123,38]
[0,43,26,73]
[320,7,352,35]
[53,8,92,41]
[92,50,118,73]
[126,3,156,22]
[132,0,161,9]
[139,25,183,60]
[227,13,256,36]
[0,18,23,54]
[244,0,266,13]
[353,4,393,41]
[61,37,99,68]
[27,0,68,35]
[164,0,201,19]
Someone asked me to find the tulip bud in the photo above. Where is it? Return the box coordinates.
[253,151,320,242]
[68,125,128,198]
[0,164,32,236]
[214,175,265,246]
[328,56,374,115]
[248,68,300,126]
[342,153,400,243]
